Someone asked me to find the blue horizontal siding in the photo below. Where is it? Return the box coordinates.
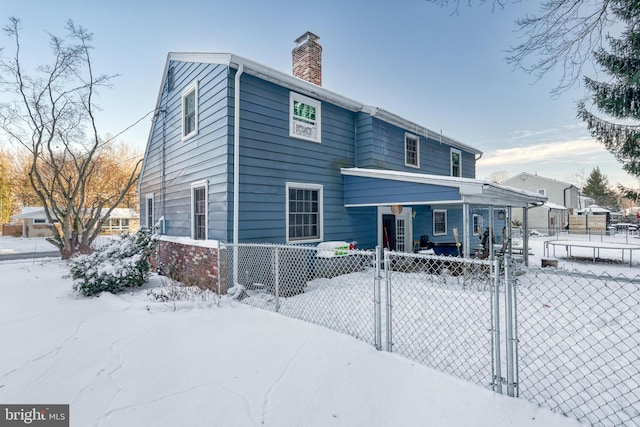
[343,175,461,206]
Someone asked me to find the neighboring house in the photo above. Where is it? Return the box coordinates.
[99,208,140,235]
[10,207,138,237]
[10,207,56,238]
[138,32,545,284]
[501,172,580,231]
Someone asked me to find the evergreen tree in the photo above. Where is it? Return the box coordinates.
[577,0,640,200]
[582,167,620,210]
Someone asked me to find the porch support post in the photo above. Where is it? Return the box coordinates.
[463,203,470,258]
[489,206,494,260]
[522,206,529,266]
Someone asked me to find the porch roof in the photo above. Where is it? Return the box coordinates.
[341,168,547,208]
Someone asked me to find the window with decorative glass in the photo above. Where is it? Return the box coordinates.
[451,148,461,177]
[290,92,321,142]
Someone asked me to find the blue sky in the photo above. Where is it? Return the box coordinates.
[1,0,635,189]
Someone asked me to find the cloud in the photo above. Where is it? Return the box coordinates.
[477,139,605,167]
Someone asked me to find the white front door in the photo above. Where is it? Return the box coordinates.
[378,207,413,252]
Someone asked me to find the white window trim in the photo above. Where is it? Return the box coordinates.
[450,148,462,177]
[289,92,322,143]
[404,133,420,168]
[145,193,155,228]
[286,182,323,244]
[473,214,483,236]
[191,180,208,240]
[537,188,547,196]
[182,80,199,140]
[433,209,447,236]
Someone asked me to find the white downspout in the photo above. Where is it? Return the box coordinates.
[233,64,244,286]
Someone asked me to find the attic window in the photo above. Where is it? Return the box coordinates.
[167,67,175,92]
[290,92,321,143]
[182,81,198,140]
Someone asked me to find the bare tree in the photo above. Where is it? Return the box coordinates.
[426,0,618,94]
[486,170,510,183]
[0,18,142,259]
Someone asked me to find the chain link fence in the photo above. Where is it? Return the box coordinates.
[218,243,639,426]
[513,264,640,427]
[221,243,377,345]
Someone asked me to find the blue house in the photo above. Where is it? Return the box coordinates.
[138,32,545,274]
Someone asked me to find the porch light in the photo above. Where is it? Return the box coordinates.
[390,205,403,215]
[498,210,506,220]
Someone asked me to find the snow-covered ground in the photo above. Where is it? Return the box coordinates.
[0,236,57,255]
[0,242,586,426]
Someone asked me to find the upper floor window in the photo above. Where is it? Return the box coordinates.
[286,182,323,243]
[191,180,208,240]
[450,148,461,177]
[537,188,547,196]
[405,133,419,168]
[433,209,447,236]
[290,92,321,143]
[182,81,198,140]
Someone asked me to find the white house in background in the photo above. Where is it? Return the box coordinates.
[10,207,56,238]
[10,207,139,237]
[500,172,581,232]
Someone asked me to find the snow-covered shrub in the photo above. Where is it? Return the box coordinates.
[70,227,158,297]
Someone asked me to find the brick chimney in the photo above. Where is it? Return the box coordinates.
[292,32,322,86]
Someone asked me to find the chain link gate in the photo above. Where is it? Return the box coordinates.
[382,250,500,390]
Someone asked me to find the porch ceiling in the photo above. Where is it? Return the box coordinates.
[341,168,547,208]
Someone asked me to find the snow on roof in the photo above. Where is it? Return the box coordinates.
[542,202,568,210]
[11,207,138,220]
[577,204,611,214]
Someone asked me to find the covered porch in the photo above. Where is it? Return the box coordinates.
[341,168,548,265]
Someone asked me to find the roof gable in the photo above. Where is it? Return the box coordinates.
[149,52,482,157]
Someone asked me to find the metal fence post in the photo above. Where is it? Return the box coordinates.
[504,253,516,397]
[374,246,382,350]
[492,257,503,394]
[274,247,280,312]
[385,250,393,352]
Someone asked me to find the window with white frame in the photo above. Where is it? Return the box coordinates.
[433,209,447,236]
[290,92,321,143]
[537,188,547,196]
[473,214,483,236]
[33,218,46,224]
[287,183,323,242]
[191,181,208,240]
[450,148,461,177]
[405,133,419,168]
[182,81,198,140]
[146,194,155,228]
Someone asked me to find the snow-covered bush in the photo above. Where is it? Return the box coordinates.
[70,227,158,297]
